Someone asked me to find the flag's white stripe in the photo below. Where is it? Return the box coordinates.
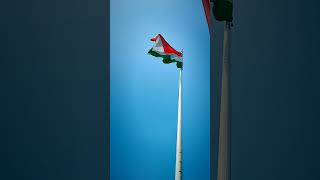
[152,37,183,62]
[151,48,183,62]
[152,46,164,53]
[172,55,183,62]
[153,36,164,51]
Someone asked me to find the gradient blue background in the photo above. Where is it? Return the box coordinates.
[3,0,320,180]
[111,0,210,179]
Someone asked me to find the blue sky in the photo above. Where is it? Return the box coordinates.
[110,0,210,179]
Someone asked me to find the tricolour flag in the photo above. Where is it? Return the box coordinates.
[148,34,183,69]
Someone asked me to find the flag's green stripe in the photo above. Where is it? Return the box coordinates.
[177,62,183,69]
[148,49,183,69]
[148,49,162,57]
[148,49,171,59]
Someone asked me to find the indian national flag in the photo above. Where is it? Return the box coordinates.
[148,34,183,69]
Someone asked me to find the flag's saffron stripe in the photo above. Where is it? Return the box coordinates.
[150,34,183,57]
[158,35,182,57]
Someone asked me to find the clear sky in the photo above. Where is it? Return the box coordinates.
[110,0,210,179]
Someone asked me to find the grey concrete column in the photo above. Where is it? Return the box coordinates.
[217,21,232,180]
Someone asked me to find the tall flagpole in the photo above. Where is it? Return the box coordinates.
[147,34,183,180]
[175,68,183,180]
[217,21,232,180]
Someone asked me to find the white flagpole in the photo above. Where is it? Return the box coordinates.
[175,68,183,180]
